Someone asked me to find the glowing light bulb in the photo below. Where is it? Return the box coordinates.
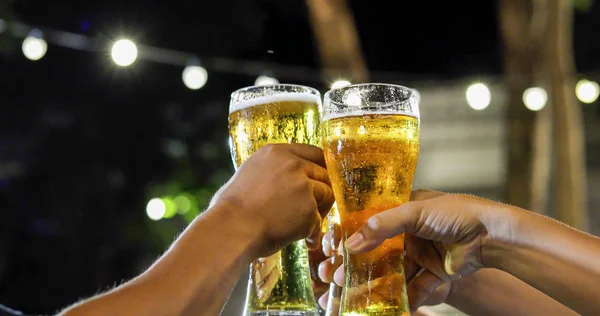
[576,79,599,104]
[523,87,547,111]
[22,35,48,61]
[466,83,491,110]
[255,75,279,86]
[182,65,208,90]
[331,80,351,90]
[111,39,138,66]
[146,198,166,221]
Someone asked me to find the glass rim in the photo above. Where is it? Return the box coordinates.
[230,83,321,100]
[322,83,419,121]
[324,83,416,107]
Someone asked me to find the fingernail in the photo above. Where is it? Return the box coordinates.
[345,232,364,251]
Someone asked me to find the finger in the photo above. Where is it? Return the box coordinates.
[337,239,345,258]
[281,143,327,168]
[406,235,451,282]
[407,269,444,313]
[410,189,445,201]
[321,289,341,316]
[311,180,335,217]
[318,259,335,283]
[345,201,424,253]
[312,279,328,299]
[423,282,451,306]
[306,211,323,250]
[318,289,330,309]
[333,264,344,287]
[322,231,333,257]
[403,255,422,283]
[444,244,469,278]
[304,163,331,186]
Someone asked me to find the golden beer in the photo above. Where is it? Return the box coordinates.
[309,212,332,301]
[229,95,321,167]
[321,83,420,316]
[229,85,321,316]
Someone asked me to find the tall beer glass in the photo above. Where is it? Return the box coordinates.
[229,84,322,316]
[325,205,342,316]
[321,84,420,316]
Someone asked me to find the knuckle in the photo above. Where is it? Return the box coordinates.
[283,157,304,171]
[366,215,382,231]
[290,176,312,192]
[407,201,426,234]
[260,143,282,156]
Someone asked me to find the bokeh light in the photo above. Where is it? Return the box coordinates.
[182,65,208,90]
[111,39,138,66]
[331,80,351,90]
[466,83,491,110]
[576,79,599,104]
[146,198,166,221]
[22,35,48,61]
[255,75,279,86]
[523,87,548,111]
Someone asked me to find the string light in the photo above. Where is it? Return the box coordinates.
[4,20,600,99]
[22,29,47,61]
[576,79,599,104]
[182,65,208,90]
[331,80,351,89]
[523,87,547,111]
[255,75,279,86]
[466,83,491,110]
[146,198,166,221]
[111,39,138,67]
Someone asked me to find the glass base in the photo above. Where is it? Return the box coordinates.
[245,311,319,316]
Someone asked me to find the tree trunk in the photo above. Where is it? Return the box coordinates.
[529,0,553,215]
[499,0,538,210]
[545,0,588,230]
[305,0,369,83]
[530,105,552,214]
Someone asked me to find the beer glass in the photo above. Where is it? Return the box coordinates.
[308,213,331,316]
[308,204,342,316]
[321,84,420,316]
[229,84,322,316]
[325,205,342,316]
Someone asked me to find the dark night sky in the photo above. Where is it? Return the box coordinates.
[0,0,599,314]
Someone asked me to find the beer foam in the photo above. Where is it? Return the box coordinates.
[322,110,419,122]
[230,93,321,113]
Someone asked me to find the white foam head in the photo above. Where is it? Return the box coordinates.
[230,92,321,113]
[322,84,420,122]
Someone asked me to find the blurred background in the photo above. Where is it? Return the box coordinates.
[0,0,599,315]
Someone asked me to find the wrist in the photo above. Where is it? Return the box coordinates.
[480,204,525,269]
[206,199,266,260]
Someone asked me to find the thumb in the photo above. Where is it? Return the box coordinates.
[345,201,424,253]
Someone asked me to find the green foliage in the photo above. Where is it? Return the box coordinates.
[573,0,594,12]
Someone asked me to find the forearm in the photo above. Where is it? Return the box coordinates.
[485,208,600,315]
[61,202,260,316]
[447,268,576,316]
